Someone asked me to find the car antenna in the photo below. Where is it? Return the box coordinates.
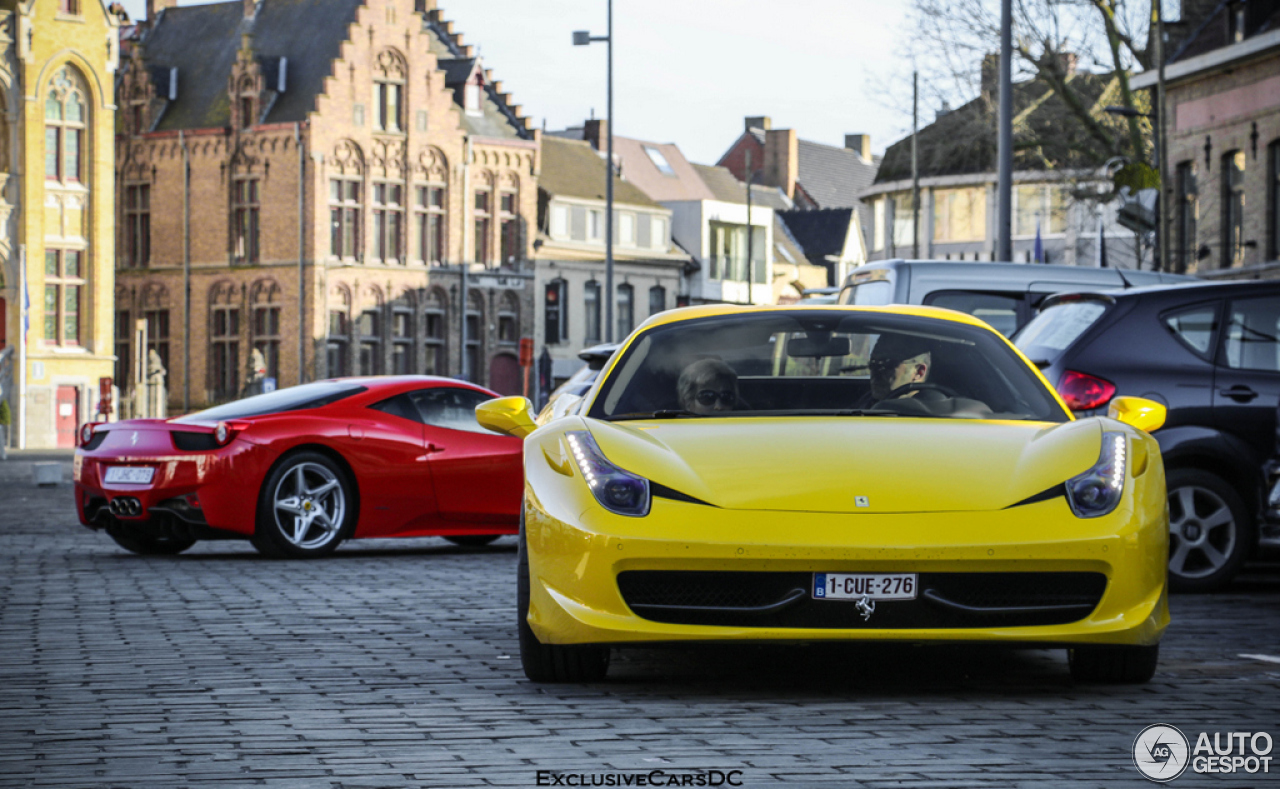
[1116,267,1135,289]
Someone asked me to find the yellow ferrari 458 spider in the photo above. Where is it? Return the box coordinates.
[478,305,1170,684]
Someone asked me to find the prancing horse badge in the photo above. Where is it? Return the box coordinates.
[856,595,876,621]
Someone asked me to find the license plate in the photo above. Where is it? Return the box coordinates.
[813,573,917,601]
[103,466,155,485]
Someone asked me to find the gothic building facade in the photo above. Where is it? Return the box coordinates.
[115,0,537,411]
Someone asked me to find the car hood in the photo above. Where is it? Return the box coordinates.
[586,417,1101,513]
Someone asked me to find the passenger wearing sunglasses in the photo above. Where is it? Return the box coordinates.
[867,334,934,402]
[677,359,740,414]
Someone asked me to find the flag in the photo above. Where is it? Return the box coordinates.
[1033,219,1044,264]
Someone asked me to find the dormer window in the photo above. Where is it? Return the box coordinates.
[376,82,402,132]
[464,73,483,114]
[374,50,407,133]
[58,0,80,15]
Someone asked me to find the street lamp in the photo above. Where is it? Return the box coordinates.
[1104,105,1165,272]
[574,2,615,342]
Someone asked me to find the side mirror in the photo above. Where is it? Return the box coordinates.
[1107,396,1167,433]
[475,396,538,439]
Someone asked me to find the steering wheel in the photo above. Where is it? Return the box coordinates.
[884,382,957,400]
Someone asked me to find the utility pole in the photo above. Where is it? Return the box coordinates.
[1156,3,1170,272]
[996,0,1014,262]
[745,148,753,304]
[912,71,920,260]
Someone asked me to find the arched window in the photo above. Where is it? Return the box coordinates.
[374,50,406,133]
[583,280,601,344]
[327,285,352,377]
[423,288,448,376]
[251,280,282,381]
[616,283,634,338]
[209,282,241,401]
[465,290,484,382]
[648,285,666,316]
[498,290,519,345]
[45,66,87,183]
[391,289,415,374]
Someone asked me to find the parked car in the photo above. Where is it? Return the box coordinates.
[538,342,619,421]
[478,304,1170,684]
[838,260,1194,336]
[74,377,522,558]
[799,286,841,304]
[1016,280,1280,591]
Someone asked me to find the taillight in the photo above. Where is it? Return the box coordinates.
[213,420,248,446]
[78,422,102,447]
[1058,370,1116,411]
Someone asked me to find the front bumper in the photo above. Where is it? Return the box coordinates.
[524,492,1169,648]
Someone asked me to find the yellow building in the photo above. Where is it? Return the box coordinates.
[1,0,120,448]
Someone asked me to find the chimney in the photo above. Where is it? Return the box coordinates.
[745,115,772,132]
[584,118,608,151]
[845,134,871,161]
[243,0,256,18]
[762,128,798,199]
[146,0,176,21]
[981,53,998,105]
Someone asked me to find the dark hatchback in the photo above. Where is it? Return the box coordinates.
[1016,280,1280,592]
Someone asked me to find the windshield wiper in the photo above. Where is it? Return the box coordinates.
[604,409,705,421]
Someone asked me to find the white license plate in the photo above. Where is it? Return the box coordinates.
[103,466,155,485]
[813,573,917,601]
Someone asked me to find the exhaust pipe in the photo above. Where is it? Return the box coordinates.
[109,497,144,517]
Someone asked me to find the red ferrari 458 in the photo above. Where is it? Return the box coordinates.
[73,377,522,558]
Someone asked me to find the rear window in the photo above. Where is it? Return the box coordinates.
[925,291,1022,337]
[839,280,892,306]
[1015,301,1108,363]
[176,381,367,422]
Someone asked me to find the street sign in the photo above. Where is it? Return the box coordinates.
[471,274,528,290]
[519,338,534,367]
[97,377,113,416]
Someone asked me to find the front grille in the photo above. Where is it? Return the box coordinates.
[617,571,1107,629]
[172,431,219,451]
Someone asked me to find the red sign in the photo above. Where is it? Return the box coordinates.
[97,377,114,416]
[519,337,534,367]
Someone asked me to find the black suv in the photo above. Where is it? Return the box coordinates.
[1016,280,1280,592]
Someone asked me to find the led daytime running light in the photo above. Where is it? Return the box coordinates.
[565,430,651,517]
[1065,431,1127,519]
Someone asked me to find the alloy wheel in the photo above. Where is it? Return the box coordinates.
[1168,483,1236,580]
[272,462,346,550]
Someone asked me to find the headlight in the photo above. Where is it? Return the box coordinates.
[1268,477,1280,513]
[1065,431,1127,518]
[565,430,650,517]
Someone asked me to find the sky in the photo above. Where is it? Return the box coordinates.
[118,0,915,164]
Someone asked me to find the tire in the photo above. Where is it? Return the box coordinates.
[444,535,500,547]
[107,524,196,556]
[252,451,355,559]
[517,517,610,683]
[1166,468,1253,593]
[1068,644,1159,684]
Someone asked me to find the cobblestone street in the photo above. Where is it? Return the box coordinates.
[2,454,1278,788]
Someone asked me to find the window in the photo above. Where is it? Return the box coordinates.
[43,250,84,345]
[550,204,568,239]
[1223,296,1280,372]
[146,308,170,375]
[1163,305,1218,358]
[233,178,260,264]
[423,290,447,375]
[891,196,915,250]
[500,189,519,265]
[44,68,86,183]
[405,387,493,434]
[924,291,1021,338]
[465,293,483,381]
[211,302,240,401]
[872,199,885,251]
[587,209,603,242]
[464,73,484,114]
[644,145,675,176]
[650,216,667,249]
[330,178,362,261]
[649,285,666,316]
[358,308,382,375]
[709,223,762,282]
[391,309,413,374]
[1223,150,1246,268]
[415,184,446,264]
[240,97,254,130]
[325,295,350,379]
[619,213,635,246]
[616,283,634,338]
[1176,161,1199,271]
[498,292,519,345]
[373,183,404,264]
[474,188,492,263]
[353,104,365,127]
[251,288,280,381]
[58,0,80,14]
[584,280,601,343]
[375,82,403,132]
[1269,142,1280,261]
[124,184,150,268]
[115,310,131,383]
[545,279,567,345]
[1013,184,1066,237]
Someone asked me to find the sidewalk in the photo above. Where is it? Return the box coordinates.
[0,448,75,485]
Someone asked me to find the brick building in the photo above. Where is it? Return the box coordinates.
[115,0,537,411]
[1133,0,1280,278]
[2,0,121,448]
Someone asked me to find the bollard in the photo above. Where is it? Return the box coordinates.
[32,462,61,487]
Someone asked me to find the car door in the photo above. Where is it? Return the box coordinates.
[1214,293,1280,465]
[406,387,523,527]
[344,394,438,537]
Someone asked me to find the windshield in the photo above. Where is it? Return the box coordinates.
[1015,300,1109,364]
[588,311,1068,422]
[176,381,367,422]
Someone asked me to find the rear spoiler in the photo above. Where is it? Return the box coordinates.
[1038,292,1117,312]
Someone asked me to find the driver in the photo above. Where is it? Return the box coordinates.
[868,334,933,402]
[677,359,739,414]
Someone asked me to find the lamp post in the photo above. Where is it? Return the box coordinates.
[1104,104,1164,271]
[574,2,615,342]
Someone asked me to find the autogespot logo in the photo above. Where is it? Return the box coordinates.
[1133,724,1190,782]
